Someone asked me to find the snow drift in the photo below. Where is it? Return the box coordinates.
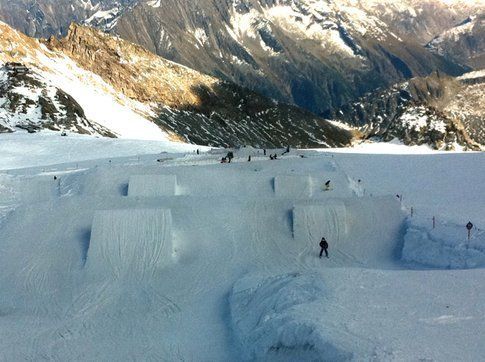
[402,218,485,269]
[229,272,351,361]
[87,208,173,280]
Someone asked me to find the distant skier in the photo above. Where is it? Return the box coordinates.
[319,237,329,258]
[248,155,251,162]
[324,180,331,191]
[196,149,200,155]
[227,151,234,163]
[263,149,267,156]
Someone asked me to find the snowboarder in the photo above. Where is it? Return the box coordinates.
[227,151,234,163]
[270,154,274,160]
[324,180,331,191]
[319,237,329,258]
[286,145,290,153]
[221,157,227,163]
[273,154,278,160]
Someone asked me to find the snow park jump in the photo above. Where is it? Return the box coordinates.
[0,144,484,361]
[87,208,173,280]
[128,174,178,197]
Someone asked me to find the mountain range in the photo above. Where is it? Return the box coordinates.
[0,0,483,150]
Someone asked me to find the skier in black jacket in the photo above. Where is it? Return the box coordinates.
[319,237,329,258]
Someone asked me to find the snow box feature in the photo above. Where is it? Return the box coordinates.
[229,272,351,361]
[293,201,348,245]
[128,174,177,197]
[87,208,173,280]
[274,175,312,198]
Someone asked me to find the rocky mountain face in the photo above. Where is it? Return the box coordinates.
[333,71,484,150]
[0,65,113,136]
[0,21,353,147]
[426,14,485,69]
[0,0,480,117]
[109,0,473,117]
[0,0,137,38]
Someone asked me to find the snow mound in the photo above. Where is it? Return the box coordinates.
[274,175,312,198]
[128,174,178,197]
[87,208,173,280]
[402,218,485,269]
[229,272,351,361]
[293,201,348,244]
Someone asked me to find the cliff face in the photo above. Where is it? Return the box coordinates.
[427,14,485,69]
[334,72,484,150]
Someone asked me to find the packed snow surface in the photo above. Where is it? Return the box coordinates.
[0,133,484,361]
[403,217,485,269]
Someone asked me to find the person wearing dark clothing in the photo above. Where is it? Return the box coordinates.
[319,237,329,258]
[248,155,251,162]
[263,149,267,156]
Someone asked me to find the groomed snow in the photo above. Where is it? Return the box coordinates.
[0,134,484,360]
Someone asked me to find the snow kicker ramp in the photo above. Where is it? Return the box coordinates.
[128,175,177,197]
[293,196,404,267]
[87,208,173,280]
[274,175,312,198]
[274,173,353,199]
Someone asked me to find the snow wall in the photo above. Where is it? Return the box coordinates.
[274,175,312,198]
[87,208,173,280]
[128,175,177,197]
[293,197,404,266]
[402,219,485,269]
[14,177,60,203]
[229,272,351,361]
[293,201,348,245]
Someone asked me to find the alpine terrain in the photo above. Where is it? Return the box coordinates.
[0,21,354,148]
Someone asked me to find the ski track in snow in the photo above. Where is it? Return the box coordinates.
[0,136,484,360]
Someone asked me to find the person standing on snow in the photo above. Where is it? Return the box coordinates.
[319,237,329,258]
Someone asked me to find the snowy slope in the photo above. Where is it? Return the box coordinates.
[0,21,178,141]
[0,136,484,360]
